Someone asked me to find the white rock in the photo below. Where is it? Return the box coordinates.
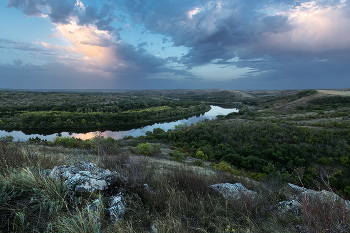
[50,162,120,192]
[278,199,301,214]
[108,193,125,222]
[211,183,257,200]
[288,183,350,210]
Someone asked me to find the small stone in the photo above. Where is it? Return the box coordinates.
[278,199,301,214]
[108,193,125,222]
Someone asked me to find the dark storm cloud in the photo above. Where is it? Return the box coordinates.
[117,0,297,67]
[7,0,116,31]
[110,42,167,74]
[119,0,350,65]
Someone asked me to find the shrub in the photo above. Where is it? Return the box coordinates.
[344,186,350,197]
[151,143,161,154]
[0,135,14,142]
[216,161,232,173]
[192,160,205,167]
[171,148,185,162]
[0,181,21,206]
[136,143,151,156]
[196,150,208,161]
[28,136,42,144]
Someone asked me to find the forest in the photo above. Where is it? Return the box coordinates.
[0,91,209,129]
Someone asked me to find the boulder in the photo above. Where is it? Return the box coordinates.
[108,193,126,222]
[211,183,257,200]
[288,183,350,210]
[50,162,120,192]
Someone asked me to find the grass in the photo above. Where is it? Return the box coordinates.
[0,140,349,232]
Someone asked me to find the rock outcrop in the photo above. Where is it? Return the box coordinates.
[50,162,120,192]
[288,183,350,209]
[276,183,350,215]
[211,183,257,200]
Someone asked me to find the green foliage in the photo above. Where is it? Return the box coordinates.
[0,90,210,129]
[196,150,208,161]
[0,181,21,206]
[28,136,42,143]
[250,172,264,181]
[221,153,242,167]
[311,96,350,109]
[52,136,92,149]
[340,156,350,166]
[297,89,317,98]
[173,123,188,131]
[0,135,13,142]
[216,161,232,173]
[136,143,151,156]
[13,211,29,231]
[344,186,350,197]
[317,110,325,115]
[192,160,205,167]
[262,163,275,174]
[152,143,161,154]
[238,105,250,115]
[171,148,185,162]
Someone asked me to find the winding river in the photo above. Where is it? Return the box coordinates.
[0,105,238,141]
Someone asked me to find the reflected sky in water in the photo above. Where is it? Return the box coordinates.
[0,106,237,141]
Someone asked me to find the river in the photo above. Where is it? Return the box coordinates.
[0,105,238,141]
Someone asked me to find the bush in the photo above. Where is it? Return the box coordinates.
[196,150,208,161]
[192,160,205,167]
[136,143,151,156]
[216,161,232,173]
[171,148,185,162]
[0,135,13,142]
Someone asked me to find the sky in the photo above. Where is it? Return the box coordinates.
[1,0,350,90]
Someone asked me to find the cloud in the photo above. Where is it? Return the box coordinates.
[6,0,185,85]
[7,0,116,32]
[13,59,23,66]
[46,32,62,38]
[120,0,350,66]
[6,0,350,89]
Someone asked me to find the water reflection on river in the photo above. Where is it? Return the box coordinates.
[0,105,237,141]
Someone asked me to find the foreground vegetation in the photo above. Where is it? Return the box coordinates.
[1,136,350,232]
